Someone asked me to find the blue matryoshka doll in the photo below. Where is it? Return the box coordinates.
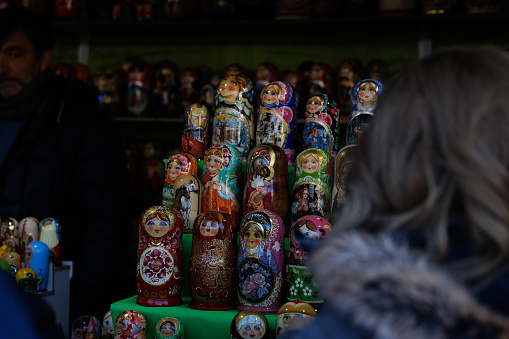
[256,81,299,165]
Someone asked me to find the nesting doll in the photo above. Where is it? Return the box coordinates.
[275,301,317,337]
[127,61,150,117]
[162,153,198,206]
[347,79,385,145]
[15,268,38,294]
[189,211,237,310]
[152,59,179,117]
[173,174,202,232]
[212,74,255,160]
[72,315,101,339]
[2,251,20,277]
[302,94,340,156]
[38,217,62,262]
[26,241,50,292]
[230,310,269,339]
[102,311,115,339]
[291,149,334,224]
[332,144,357,218]
[136,205,183,307]
[17,217,39,263]
[237,210,285,312]
[181,103,210,160]
[115,310,147,339]
[256,81,299,165]
[243,144,288,220]
[202,144,242,223]
[305,62,333,98]
[286,216,333,306]
[0,217,18,253]
[335,59,363,119]
[155,317,184,339]
[254,62,279,110]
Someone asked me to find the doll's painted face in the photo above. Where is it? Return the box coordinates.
[218,77,240,104]
[102,311,114,334]
[243,224,264,251]
[200,220,220,237]
[301,154,320,173]
[262,85,279,105]
[167,160,182,181]
[301,188,309,200]
[115,315,126,334]
[24,245,33,267]
[160,321,176,337]
[239,322,265,339]
[306,96,322,114]
[358,82,378,104]
[298,223,318,240]
[205,155,222,175]
[145,215,172,238]
[189,105,208,129]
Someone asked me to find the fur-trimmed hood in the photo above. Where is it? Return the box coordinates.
[308,231,509,339]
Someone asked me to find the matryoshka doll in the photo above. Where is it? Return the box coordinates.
[230,310,269,339]
[347,78,385,145]
[332,144,357,219]
[102,311,114,339]
[173,174,202,232]
[136,205,183,307]
[256,81,299,165]
[254,62,279,111]
[212,74,255,160]
[237,210,285,312]
[181,103,210,160]
[243,144,288,220]
[162,153,198,206]
[0,217,18,253]
[38,217,62,263]
[26,241,50,293]
[302,94,340,156]
[115,310,147,339]
[155,317,184,339]
[202,144,242,223]
[291,149,334,224]
[126,60,150,117]
[189,211,237,310]
[286,216,332,306]
[276,301,317,337]
[152,59,179,118]
[15,268,37,294]
[17,217,39,263]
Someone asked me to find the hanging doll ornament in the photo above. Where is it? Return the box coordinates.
[181,103,210,160]
[286,215,333,306]
[212,74,255,160]
[256,81,299,165]
[237,210,285,312]
[302,93,340,156]
[136,205,183,307]
[291,149,334,224]
[230,309,269,339]
[173,174,202,233]
[155,317,184,339]
[162,153,198,206]
[275,301,317,337]
[115,310,147,339]
[189,211,238,310]
[202,144,243,223]
[243,144,288,220]
[347,78,386,145]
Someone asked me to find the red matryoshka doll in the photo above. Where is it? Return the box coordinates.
[189,211,238,310]
[162,153,198,206]
[155,317,184,339]
[202,144,243,223]
[291,149,334,224]
[181,103,210,160]
[256,81,299,165]
[136,205,183,307]
[38,217,62,262]
[115,310,147,339]
[237,210,285,312]
[276,301,317,337]
[173,174,202,233]
[212,74,255,160]
[243,144,288,220]
[347,79,386,145]
[286,215,332,306]
[230,310,269,339]
[303,94,340,156]
[332,144,356,219]
[152,59,179,118]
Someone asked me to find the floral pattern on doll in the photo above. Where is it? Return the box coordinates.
[115,310,146,339]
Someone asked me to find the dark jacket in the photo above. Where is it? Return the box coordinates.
[0,72,135,321]
[279,231,509,339]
